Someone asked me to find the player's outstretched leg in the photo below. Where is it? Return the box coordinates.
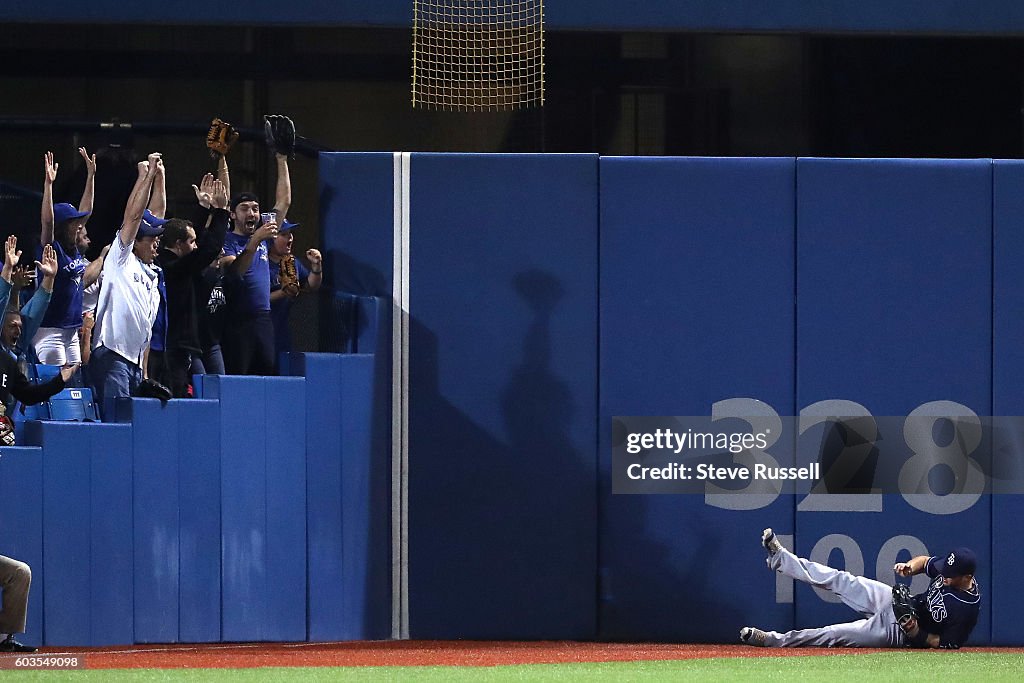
[758,528,891,617]
[740,611,902,648]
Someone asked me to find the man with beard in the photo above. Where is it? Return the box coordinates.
[219,147,290,375]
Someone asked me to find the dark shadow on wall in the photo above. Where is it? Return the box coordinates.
[404,268,597,639]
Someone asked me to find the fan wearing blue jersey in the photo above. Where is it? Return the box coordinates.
[34,148,99,367]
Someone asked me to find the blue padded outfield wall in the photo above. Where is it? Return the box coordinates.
[0,153,1021,647]
[599,157,796,641]
[0,356,387,646]
[321,152,1020,646]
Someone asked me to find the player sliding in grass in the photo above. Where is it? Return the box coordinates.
[740,529,980,649]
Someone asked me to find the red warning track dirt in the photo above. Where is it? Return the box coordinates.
[13,641,1024,670]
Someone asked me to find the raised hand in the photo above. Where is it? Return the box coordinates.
[147,151,162,168]
[36,243,57,279]
[44,151,58,184]
[138,160,150,177]
[12,265,35,288]
[79,147,97,175]
[192,173,215,208]
[210,178,228,210]
[5,235,22,269]
[306,248,322,268]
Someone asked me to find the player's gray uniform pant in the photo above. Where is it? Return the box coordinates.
[762,548,904,648]
[0,554,31,634]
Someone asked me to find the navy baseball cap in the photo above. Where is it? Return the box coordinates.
[943,547,977,577]
[279,220,300,232]
[53,203,89,224]
[230,192,260,212]
[138,209,168,237]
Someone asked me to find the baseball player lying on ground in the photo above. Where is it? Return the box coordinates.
[740,528,980,649]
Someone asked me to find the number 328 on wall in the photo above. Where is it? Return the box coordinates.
[706,398,986,515]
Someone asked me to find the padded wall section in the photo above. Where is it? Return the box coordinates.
[406,153,598,639]
[285,352,390,640]
[204,376,307,642]
[599,157,797,641]
[0,447,44,648]
[116,399,223,643]
[124,400,179,643]
[992,160,1024,645]
[27,422,134,646]
[319,153,396,353]
[795,158,992,644]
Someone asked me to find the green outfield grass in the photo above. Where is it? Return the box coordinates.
[4,652,1024,682]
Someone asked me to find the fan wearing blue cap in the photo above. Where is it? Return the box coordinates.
[267,219,322,359]
[89,153,168,420]
[34,149,98,367]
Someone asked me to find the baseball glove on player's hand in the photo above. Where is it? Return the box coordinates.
[206,118,240,157]
[264,114,296,158]
[892,584,917,630]
[279,254,300,296]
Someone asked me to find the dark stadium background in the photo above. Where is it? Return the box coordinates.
[1,24,1020,348]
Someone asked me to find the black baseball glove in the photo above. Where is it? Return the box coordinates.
[892,583,917,629]
[264,114,296,158]
[135,378,173,404]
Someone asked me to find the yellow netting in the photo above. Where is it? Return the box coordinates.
[412,0,545,111]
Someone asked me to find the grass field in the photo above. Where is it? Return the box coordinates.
[4,652,1024,682]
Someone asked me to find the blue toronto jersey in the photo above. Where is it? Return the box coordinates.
[911,555,981,649]
[39,241,87,329]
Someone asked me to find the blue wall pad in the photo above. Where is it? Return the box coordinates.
[285,352,390,640]
[114,398,223,643]
[176,399,223,642]
[27,421,134,646]
[319,152,396,299]
[0,447,44,648]
[319,153,396,353]
[991,159,1024,645]
[120,400,180,643]
[263,377,308,641]
[405,153,599,639]
[203,375,306,641]
[599,156,797,641]
[795,158,992,645]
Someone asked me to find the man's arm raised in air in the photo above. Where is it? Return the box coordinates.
[119,153,162,248]
[273,153,291,222]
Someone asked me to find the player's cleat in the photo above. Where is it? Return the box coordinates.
[0,635,37,652]
[762,528,783,557]
[740,626,768,647]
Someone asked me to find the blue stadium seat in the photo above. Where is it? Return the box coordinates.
[47,387,99,422]
[24,365,99,421]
